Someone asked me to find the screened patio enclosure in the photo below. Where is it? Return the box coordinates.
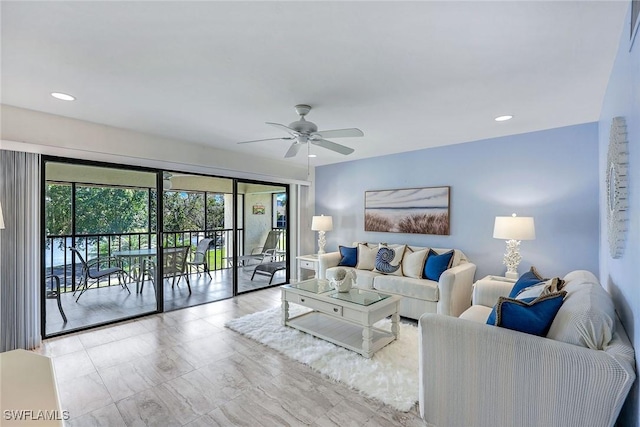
[43,159,289,337]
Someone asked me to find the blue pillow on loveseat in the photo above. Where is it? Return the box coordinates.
[338,246,358,267]
[508,266,545,298]
[489,291,567,336]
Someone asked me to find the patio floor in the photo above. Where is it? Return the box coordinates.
[45,265,287,336]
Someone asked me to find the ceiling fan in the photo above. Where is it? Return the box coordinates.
[237,104,364,158]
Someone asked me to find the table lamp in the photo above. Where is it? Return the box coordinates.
[493,213,535,280]
[311,215,333,254]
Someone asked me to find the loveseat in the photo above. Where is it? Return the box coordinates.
[418,270,636,427]
[318,243,477,319]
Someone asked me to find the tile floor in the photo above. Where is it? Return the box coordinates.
[36,287,426,426]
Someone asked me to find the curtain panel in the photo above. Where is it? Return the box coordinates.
[0,150,41,351]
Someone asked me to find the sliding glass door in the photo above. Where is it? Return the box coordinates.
[42,158,291,337]
[236,180,288,293]
[43,160,159,336]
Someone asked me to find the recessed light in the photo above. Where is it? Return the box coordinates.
[308,154,317,158]
[495,115,513,122]
[51,92,75,101]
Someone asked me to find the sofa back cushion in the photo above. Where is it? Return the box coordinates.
[338,246,358,267]
[423,249,455,281]
[402,247,429,279]
[546,279,617,350]
[355,243,377,270]
[373,244,406,276]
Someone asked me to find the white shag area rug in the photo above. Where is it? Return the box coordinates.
[225,306,418,412]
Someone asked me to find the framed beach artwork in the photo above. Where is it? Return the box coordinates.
[364,186,450,235]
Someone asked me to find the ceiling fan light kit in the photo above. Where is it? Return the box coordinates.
[238,104,363,158]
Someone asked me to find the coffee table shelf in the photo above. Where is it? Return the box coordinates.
[281,279,401,358]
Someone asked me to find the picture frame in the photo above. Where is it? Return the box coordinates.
[364,186,450,235]
[252,204,265,215]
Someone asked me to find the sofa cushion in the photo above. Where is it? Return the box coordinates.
[495,291,567,336]
[338,246,357,267]
[459,305,493,323]
[402,247,429,279]
[374,244,406,276]
[423,249,454,281]
[354,269,379,289]
[374,275,439,302]
[508,266,545,298]
[546,280,616,350]
[356,243,377,270]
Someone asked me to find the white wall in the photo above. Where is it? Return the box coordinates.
[0,105,310,184]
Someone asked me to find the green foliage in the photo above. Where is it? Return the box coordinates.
[45,183,72,236]
[74,185,149,234]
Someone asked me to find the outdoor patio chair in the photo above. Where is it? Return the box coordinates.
[142,246,191,294]
[237,229,283,268]
[68,246,129,302]
[45,274,67,323]
[187,238,214,279]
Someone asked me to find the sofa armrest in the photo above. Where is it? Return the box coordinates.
[472,277,516,308]
[317,252,341,280]
[436,262,476,316]
[419,314,635,427]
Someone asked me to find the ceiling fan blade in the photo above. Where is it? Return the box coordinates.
[284,143,302,158]
[237,136,293,144]
[315,128,364,139]
[311,138,354,155]
[266,122,301,137]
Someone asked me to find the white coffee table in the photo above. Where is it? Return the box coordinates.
[281,279,401,358]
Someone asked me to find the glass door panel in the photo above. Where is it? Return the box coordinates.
[236,181,288,293]
[43,161,158,337]
[161,173,234,311]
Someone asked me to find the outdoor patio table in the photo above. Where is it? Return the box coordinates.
[112,248,158,293]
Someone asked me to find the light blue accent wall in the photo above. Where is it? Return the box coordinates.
[316,122,599,280]
[599,4,640,425]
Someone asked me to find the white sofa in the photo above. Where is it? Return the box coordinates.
[418,270,636,427]
[318,243,477,319]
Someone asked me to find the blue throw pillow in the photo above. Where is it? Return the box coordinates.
[338,246,357,267]
[495,291,567,336]
[423,249,454,281]
[508,266,545,298]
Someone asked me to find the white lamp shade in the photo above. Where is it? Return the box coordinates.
[493,215,535,240]
[0,201,4,229]
[311,215,333,231]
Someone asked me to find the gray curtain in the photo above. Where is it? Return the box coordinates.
[0,150,41,351]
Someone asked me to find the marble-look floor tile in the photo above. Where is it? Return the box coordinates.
[36,335,85,357]
[168,334,235,368]
[97,356,166,401]
[197,353,272,401]
[65,403,126,427]
[313,400,378,427]
[52,349,96,381]
[204,399,264,427]
[86,335,149,369]
[154,370,226,424]
[140,347,196,381]
[57,372,113,419]
[116,388,182,427]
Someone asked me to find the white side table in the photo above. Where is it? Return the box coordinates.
[297,254,319,280]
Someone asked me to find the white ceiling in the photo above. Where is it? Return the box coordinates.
[0,1,628,166]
